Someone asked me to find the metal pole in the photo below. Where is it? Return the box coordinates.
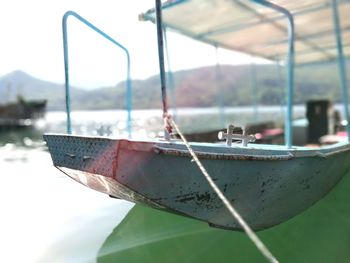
[215,46,226,128]
[251,58,259,123]
[155,0,169,117]
[331,0,350,141]
[62,11,132,137]
[125,54,132,138]
[275,60,285,122]
[163,27,177,120]
[62,12,72,134]
[251,0,295,148]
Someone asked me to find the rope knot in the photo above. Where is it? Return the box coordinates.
[163,112,173,134]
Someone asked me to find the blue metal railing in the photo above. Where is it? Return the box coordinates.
[331,0,350,141]
[62,11,132,137]
[251,0,295,148]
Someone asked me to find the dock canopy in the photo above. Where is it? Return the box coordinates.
[141,0,350,65]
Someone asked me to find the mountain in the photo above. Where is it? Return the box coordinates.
[0,63,348,111]
[0,70,86,110]
[89,62,348,109]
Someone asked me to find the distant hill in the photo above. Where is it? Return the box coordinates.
[0,62,348,111]
[0,70,86,110]
[85,62,349,109]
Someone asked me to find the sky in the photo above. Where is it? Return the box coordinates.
[0,0,259,89]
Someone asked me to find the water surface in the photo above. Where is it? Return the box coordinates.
[2,106,349,262]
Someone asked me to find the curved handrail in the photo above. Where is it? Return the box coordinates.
[62,11,132,137]
[250,0,295,148]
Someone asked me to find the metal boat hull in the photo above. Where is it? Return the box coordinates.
[44,134,350,231]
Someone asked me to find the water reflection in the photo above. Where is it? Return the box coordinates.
[0,144,133,262]
[0,112,135,262]
[0,127,43,147]
[98,172,350,263]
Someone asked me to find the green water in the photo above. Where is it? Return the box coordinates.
[98,173,350,263]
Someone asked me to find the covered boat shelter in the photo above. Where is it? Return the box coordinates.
[140,0,350,147]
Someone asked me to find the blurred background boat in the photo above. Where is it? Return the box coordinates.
[0,96,46,131]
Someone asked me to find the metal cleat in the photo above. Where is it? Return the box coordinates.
[218,125,256,147]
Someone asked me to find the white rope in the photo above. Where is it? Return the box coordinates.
[170,119,279,263]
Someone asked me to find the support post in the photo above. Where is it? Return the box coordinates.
[275,60,285,121]
[251,58,259,123]
[251,0,295,148]
[163,28,177,120]
[155,0,171,138]
[155,0,169,116]
[215,46,226,128]
[331,0,350,141]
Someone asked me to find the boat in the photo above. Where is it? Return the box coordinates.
[0,96,47,130]
[44,134,350,231]
[44,0,350,232]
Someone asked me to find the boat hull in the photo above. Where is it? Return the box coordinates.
[44,134,350,231]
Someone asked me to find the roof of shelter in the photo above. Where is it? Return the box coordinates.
[141,0,350,65]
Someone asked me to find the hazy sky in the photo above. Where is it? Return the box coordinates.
[0,0,258,89]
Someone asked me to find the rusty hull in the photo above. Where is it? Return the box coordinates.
[43,134,350,231]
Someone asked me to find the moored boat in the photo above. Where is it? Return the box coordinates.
[44,0,350,236]
[0,97,46,130]
[44,134,350,230]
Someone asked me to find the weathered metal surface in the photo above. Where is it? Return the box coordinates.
[57,166,165,209]
[44,134,350,231]
[153,146,294,161]
[43,134,120,178]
